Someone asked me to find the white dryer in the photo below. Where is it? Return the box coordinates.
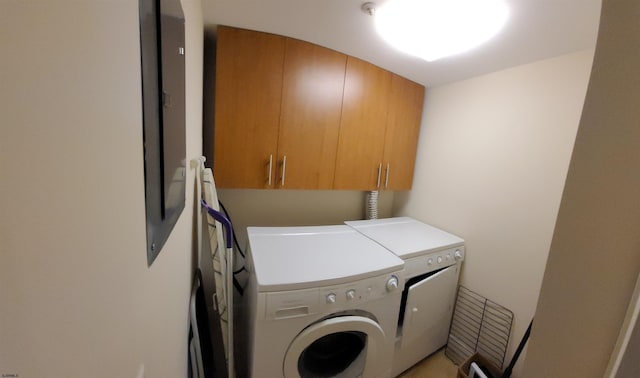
[244,225,404,378]
[345,217,465,377]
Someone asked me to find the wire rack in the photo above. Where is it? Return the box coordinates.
[445,286,514,371]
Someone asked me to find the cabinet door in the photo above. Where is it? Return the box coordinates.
[382,74,425,190]
[333,57,391,190]
[276,39,346,189]
[213,26,285,188]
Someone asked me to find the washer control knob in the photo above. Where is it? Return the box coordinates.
[386,276,399,292]
[454,250,463,260]
[326,293,337,304]
[346,289,356,300]
[446,253,451,260]
[427,258,433,265]
[437,256,443,264]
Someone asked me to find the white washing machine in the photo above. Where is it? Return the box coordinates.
[244,225,405,378]
[345,217,465,377]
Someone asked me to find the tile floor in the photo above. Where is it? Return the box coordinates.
[397,349,458,378]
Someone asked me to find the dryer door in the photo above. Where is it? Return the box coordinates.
[283,315,386,378]
[401,264,458,349]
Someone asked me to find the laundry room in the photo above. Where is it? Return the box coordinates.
[3,1,640,378]
[201,1,596,377]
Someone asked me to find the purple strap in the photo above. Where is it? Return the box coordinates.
[200,199,233,249]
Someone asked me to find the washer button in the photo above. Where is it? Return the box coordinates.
[437,256,443,264]
[385,276,399,292]
[346,289,356,300]
[326,293,337,304]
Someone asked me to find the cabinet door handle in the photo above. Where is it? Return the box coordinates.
[385,163,390,189]
[280,155,287,187]
[267,154,273,186]
[376,162,382,189]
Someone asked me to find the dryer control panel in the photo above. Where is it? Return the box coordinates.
[265,271,405,321]
[403,246,465,280]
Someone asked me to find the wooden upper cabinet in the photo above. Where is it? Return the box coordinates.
[333,57,392,190]
[276,39,346,189]
[210,26,424,191]
[213,26,285,188]
[382,74,425,190]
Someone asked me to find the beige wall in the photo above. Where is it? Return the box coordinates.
[393,49,594,376]
[0,1,203,377]
[524,0,640,376]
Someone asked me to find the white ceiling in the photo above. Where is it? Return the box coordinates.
[202,0,601,87]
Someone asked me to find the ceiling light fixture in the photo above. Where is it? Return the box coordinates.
[361,2,376,16]
[365,0,509,62]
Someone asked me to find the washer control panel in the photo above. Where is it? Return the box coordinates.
[403,246,465,280]
[320,272,404,309]
[265,271,404,320]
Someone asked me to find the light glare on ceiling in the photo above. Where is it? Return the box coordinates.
[374,0,509,62]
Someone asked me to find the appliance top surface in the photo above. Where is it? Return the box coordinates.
[247,225,404,292]
[345,217,464,259]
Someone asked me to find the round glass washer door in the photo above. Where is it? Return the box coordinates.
[283,316,386,378]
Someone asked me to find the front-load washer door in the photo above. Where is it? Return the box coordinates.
[283,316,386,378]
